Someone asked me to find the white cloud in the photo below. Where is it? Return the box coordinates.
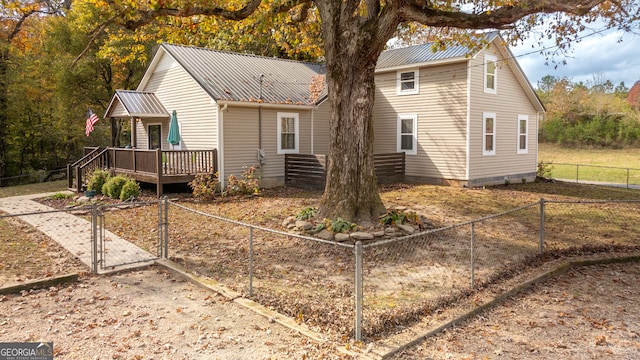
[511,29,640,88]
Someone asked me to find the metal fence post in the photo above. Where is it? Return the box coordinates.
[249,226,254,297]
[576,165,579,183]
[539,198,545,254]
[355,241,363,341]
[91,203,98,274]
[163,196,169,258]
[627,168,630,189]
[470,222,475,289]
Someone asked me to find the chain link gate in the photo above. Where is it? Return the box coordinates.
[90,199,166,274]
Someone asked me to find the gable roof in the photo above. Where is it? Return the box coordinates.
[376,32,544,112]
[376,32,500,71]
[141,43,327,106]
[104,90,169,118]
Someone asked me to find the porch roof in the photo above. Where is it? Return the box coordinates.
[104,90,169,119]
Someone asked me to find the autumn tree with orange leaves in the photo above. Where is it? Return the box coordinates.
[84,0,640,223]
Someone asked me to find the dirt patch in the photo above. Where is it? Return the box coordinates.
[391,261,640,359]
[0,217,86,287]
[0,268,350,359]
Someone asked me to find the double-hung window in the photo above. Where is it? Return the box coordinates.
[277,112,299,154]
[517,115,528,154]
[483,112,496,156]
[484,54,497,94]
[397,114,418,155]
[397,69,419,95]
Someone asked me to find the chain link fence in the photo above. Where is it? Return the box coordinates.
[545,162,640,189]
[156,198,640,341]
[5,196,638,341]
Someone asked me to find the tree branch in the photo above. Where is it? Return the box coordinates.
[400,0,610,29]
[119,0,263,30]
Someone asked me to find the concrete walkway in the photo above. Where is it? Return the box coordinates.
[0,193,155,274]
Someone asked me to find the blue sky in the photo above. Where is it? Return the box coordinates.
[511,29,640,89]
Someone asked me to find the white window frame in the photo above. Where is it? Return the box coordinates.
[396,69,419,95]
[397,113,418,155]
[277,112,299,154]
[484,54,497,94]
[482,112,496,156]
[517,115,528,154]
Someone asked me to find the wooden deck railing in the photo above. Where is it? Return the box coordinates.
[68,148,217,194]
[285,152,405,189]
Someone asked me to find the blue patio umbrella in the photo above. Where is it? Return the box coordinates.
[167,110,181,148]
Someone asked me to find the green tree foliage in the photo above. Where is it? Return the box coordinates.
[538,75,640,147]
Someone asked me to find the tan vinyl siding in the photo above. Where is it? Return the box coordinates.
[223,106,313,186]
[468,45,538,183]
[110,101,130,118]
[373,62,468,180]
[134,118,168,149]
[312,101,331,155]
[138,52,218,151]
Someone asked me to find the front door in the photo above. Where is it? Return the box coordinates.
[148,124,161,150]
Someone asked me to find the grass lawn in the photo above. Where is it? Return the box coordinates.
[538,143,640,186]
[0,180,67,198]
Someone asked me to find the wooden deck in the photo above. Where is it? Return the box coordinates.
[68,147,217,196]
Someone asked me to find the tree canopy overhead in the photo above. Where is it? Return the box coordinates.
[89,0,640,222]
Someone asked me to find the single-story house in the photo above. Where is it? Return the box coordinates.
[86,31,543,194]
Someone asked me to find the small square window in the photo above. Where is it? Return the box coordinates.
[397,69,419,95]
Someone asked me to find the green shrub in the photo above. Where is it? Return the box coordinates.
[296,207,316,221]
[537,161,554,179]
[119,179,141,201]
[87,169,110,195]
[189,173,220,200]
[330,218,355,233]
[50,192,73,200]
[102,175,129,199]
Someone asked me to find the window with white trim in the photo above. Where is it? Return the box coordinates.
[397,69,419,95]
[397,114,418,155]
[484,54,497,94]
[483,112,496,156]
[277,112,299,154]
[517,115,528,154]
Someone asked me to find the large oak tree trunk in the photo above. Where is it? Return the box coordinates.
[315,2,395,223]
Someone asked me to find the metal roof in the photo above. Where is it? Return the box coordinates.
[376,31,500,70]
[105,90,169,118]
[160,43,327,106]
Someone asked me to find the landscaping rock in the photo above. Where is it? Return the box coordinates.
[359,220,375,230]
[316,229,334,241]
[335,233,350,242]
[295,220,313,231]
[373,231,385,237]
[350,232,374,240]
[397,224,416,234]
[282,216,296,228]
[76,196,91,203]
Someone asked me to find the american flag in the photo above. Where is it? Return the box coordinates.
[85,109,99,136]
